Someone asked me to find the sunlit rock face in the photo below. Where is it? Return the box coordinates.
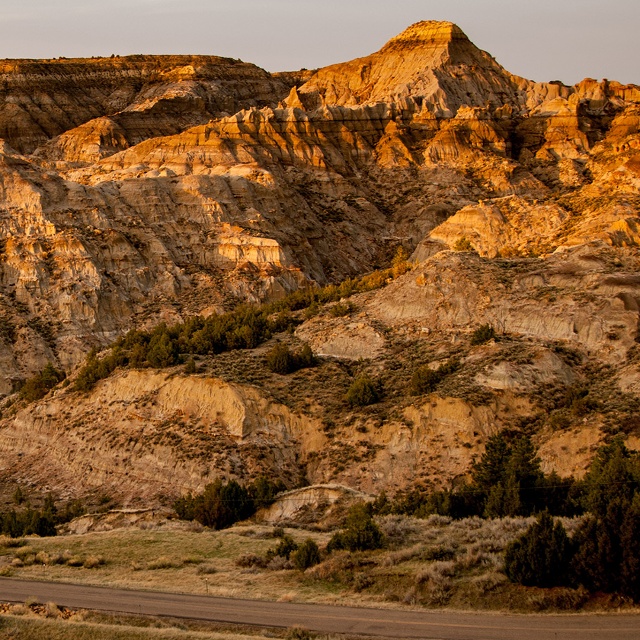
[0,23,638,385]
[0,22,638,501]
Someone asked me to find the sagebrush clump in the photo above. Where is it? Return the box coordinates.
[345,375,380,407]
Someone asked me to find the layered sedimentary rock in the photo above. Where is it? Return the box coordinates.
[0,56,299,155]
[0,21,639,501]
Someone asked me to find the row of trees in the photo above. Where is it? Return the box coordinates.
[505,439,640,600]
[171,435,638,601]
[381,431,578,520]
[0,495,85,538]
[73,306,295,391]
[18,363,65,403]
[71,250,414,393]
[173,477,286,530]
[377,435,640,601]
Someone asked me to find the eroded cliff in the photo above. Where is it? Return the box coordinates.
[0,21,639,503]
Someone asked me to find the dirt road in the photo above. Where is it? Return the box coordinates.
[1,578,638,639]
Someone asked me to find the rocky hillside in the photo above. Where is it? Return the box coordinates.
[0,21,638,503]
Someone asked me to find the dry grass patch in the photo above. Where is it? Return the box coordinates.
[0,525,337,602]
[0,515,614,612]
[0,615,281,640]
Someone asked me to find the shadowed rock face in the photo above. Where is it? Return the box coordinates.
[0,23,639,502]
[0,56,299,155]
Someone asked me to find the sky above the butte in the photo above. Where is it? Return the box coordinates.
[0,0,637,86]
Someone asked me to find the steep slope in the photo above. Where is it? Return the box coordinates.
[2,244,639,503]
[0,22,639,503]
[0,56,298,155]
[294,21,529,115]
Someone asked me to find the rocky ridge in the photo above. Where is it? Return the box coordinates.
[0,22,639,503]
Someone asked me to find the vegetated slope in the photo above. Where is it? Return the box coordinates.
[0,21,638,392]
[0,21,639,503]
[2,243,639,504]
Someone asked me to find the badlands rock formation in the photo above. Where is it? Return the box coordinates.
[0,21,639,502]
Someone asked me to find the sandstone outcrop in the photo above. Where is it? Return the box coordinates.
[0,369,324,502]
[0,22,638,503]
[0,56,297,155]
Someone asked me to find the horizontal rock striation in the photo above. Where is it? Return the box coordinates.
[0,21,638,502]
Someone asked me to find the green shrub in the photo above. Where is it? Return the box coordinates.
[410,366,442,395]
[504,512,572,587]
[388,431,579,520]
[330,301,354,317]
[473,432,545,517]
[13,487,26,506]
[0,315,16,344]
[548,409,572,430]
[296,343,316,368]
[345,375,379,407]
[328,503,385,552]
[266,343,296,374]
[453,236,474,252]
[409,358,460,395]
[0,495,82,538]
[73,350,126,392]
[19,363,65,403]
[266,343,317,375]
[285,627,311,640]
[501,439,640,600]
[292,539,321,570]
[184,357,197,374]
[267,534,299,560]
[470,324,496,345]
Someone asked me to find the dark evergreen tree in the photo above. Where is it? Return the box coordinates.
[175,479,256,530]
[504,512,572,587]
[19,362,65,402]
[471,431,510,492]
[470,432,544,517]
[621,493,640,600]
[146,328,179,368]
[571,439,640,596]
[248,476,286,509]
[293,539,321,570]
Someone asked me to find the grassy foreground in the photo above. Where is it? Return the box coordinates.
[3,515,633,614]
[0,523,337,602]
[0,607,335,640]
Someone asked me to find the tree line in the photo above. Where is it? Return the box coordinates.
[173,476,286,530]
[0,494,85,538]
[377,431,579,520]
[69,250,412,393]
[504,438,640,600]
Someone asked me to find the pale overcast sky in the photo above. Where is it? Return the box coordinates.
[0,0,637,85]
